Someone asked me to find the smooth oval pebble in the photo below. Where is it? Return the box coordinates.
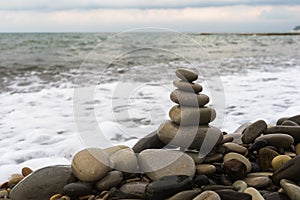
[223,152,252,173]
[243,176,271,188]
[145,175,193,200]
[21,167,33,177]
[264,126,300,143]
[244,187,264,200]
[222,159,247,181]
[271,155,291,170]
[96,171,123,191]
[258,147,280,171]
[215,189,252,200]
[110,148,138,172]
[255,134,294,148]
[175,68,198,82]
[223,142,248,154]
[72,148,109,182]
[173,80,202,93]
[273,155,300,184]
[242,120,267,144]
[63,182,92,196]
[193,190,221,200]
[120,182,147,199]
[10,165,72,200]
[167,189,201,200]
[233,180,248,192]
[196,164,216,175]
[280,179,300,200]
[193,175,209,187]
[157,120,223,150]
[186,151,206,164]
[170,89,209,107]
[138,149,195,181]
[169,105,216,125]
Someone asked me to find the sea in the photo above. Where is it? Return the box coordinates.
[0,32,300,181]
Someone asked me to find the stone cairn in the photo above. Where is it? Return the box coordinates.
[1,68,300,200]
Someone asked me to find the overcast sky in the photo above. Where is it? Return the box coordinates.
[0,0,299,32]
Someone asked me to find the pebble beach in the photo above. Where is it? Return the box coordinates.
[1,68,300,200]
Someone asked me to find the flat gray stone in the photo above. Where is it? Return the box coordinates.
[10,165,72,200]
[175,68,198,82]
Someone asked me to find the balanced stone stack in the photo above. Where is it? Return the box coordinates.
[157,68,223,151]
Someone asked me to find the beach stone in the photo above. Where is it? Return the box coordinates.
[273,155,300,184]
[145,175,193,200]
[247,172,273,177]
[223,152,251,173]
[295,143,300,155]
[173,80,203,93]
[229,134,243,144]
[222,135,234,144]
[63,182,92,196]
[223,142,247,154]
[96,171,123,191]
[170,90,209,107]
[120,182,148,199]
[256,134,294,148]
[8,174,24,187]
[233,180,248,192]
[280,179,300,200]
[281,120,299,126]
[263,192,281,200]
[193,175,210,187]
[277,117,289,125]
[244,187,264,200]
[169,106,216,126]
[264,126,300,143]
[203,185,235,191]
[271,155,291,170]
[196,164,216,175]
[103,145,129,155]
[138,149,195,181]
[110,148,138,172]
[175,68,198,82]
[248,139,268,152]
[72,148,110,182]
[157,120,223,150]
[167,189,201,200]
[242,120,267,144]
[21,167,33,177]
[258,147,280,171]
[0,190,8,198]
[193,190,221,200]
[244,176,271,188]
[288,114,300,125]
[132,131,165,153]
[205,153,223,163]
[215,189,252,200]
[10,165,72,200]
[222,159,247,181]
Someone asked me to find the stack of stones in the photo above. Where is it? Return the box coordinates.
[156,68,223,151]
[2,69,300,200]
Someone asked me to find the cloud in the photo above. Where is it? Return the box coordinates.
[259,7,296,20]
[0,0,299,10]
[1,5,299,32]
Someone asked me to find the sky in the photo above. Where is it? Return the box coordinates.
[0,0,300,32]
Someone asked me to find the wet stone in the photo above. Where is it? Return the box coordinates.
[281,120,299,126]
[170,90,209,107]
[167,189,201,200]
[288,114,300,125]
[110,148,138,173]
[10,165,72,200]
[258,147,280,171]
[256,134,294,149]
[169,105,216,126]
[63,182,92,197]
[96,171,123,191]
[138,149,195,181]
[175,68,198,82]
[242,120,267,144]
[173,80,203,93]
[132,131,165,153]
[119,182,148,199]
[215,189,252,200]
[193,190,221,200]
[273,155,300,184]
[145,175,193,200]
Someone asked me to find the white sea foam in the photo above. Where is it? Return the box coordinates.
[1,65,300,182]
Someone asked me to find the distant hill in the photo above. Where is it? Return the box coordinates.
[293,25,300,31]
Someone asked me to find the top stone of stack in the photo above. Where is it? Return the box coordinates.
[175,68,198,82]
